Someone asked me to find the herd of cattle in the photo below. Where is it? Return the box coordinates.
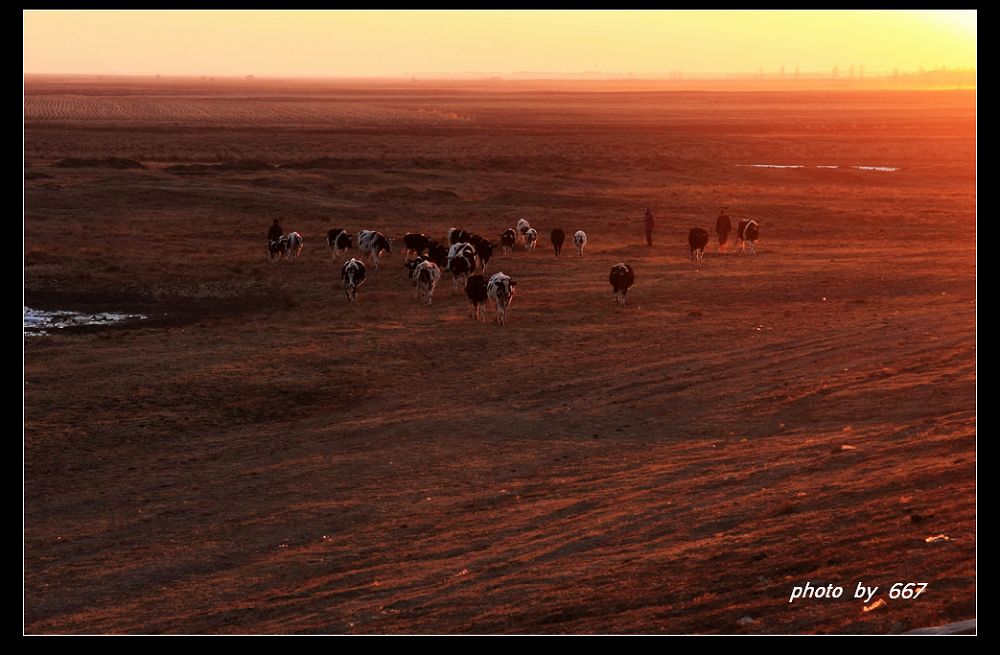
[266,217,761,324]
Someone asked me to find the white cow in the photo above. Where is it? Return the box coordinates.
[737,219,760,255]
[524,228,538,252]
[487,272,517,325]
[411,260,442,305]
[573,230,587,256]
[516,218,531,244]
[285,232,302,259]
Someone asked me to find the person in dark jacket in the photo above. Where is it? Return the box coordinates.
[716,208,732,251]
[643,207,655,246]
[267,218,284,243]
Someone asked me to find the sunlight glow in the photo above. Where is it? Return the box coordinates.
[23,10,976,78]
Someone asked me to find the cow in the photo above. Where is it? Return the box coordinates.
[465,273,489,321]
[411,259,442,305]
[448,227,471,245]
[516,218,531,243]
[269,233,302,261]
[342,258,367,302]
[487,272,517,325]
[404,254,428,279]
[500,228,517,255]
[357,230,392,270]
[447,242,477,290]
[327,228,352,260]
[609,263,635,306]
[550,228,565,256]
[688,227,709,264]
[737,219,760,254]
[268,237,287,261]
[470,236,494,272]
[524,228,538,252]
[403,232,433,258]
[284,232,304,260]
[423,240,449,268]
[574,230,588,256]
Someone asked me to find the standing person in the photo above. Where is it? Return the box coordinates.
[716,208,732,252]
[267,218,284,243]
[643,207,655,247]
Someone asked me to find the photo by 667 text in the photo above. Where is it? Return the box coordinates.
[788,582,928,604]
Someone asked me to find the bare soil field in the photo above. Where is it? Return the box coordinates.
[23,78,976,634]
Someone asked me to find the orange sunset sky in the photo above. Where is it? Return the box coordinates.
[24,10,975,78]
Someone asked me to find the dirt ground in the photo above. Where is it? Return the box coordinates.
[23,77,976,634]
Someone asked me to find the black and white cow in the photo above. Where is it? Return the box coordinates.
[270,232,302,261]
[516,218,531,244]
[341,258,367,302]
[268,237,286,261]
[524,228,538,252]
[327,228,352,260]
[500,228,517,255]
[357,230,392,270]
[470,236,494,272]
[403,232,433,258]
[411,259,442,305]
[487,272,517,325]
[688,227,709,264]
[465,273,489,321]
[574,230,588,256]
[609,263,635,306]
[550,228,565,256]
[448,227,471,245]
[404,254,428,278]
[737,219,760,254]
[447,242,477,290]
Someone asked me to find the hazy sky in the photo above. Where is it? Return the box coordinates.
[23,10,976,77]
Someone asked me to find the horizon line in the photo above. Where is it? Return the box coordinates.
[24,68,977,81]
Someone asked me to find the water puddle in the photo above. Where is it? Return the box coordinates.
[738,164,804,169]
[24,306,147,336]
[738,164,898,171]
